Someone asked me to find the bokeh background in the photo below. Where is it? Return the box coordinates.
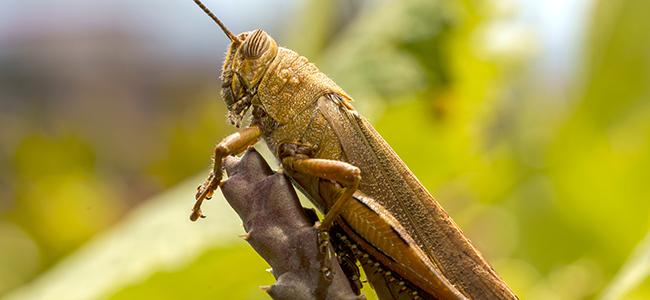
[1,0,649,299]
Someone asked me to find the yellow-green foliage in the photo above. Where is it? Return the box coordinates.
[3,0,650,299]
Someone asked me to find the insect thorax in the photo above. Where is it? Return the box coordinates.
[255,48,350,125]
[222,45,350,129]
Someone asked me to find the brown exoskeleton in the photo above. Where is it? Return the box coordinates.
[189,1,518,299]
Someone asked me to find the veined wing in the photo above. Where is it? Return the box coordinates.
[318,94,517,300]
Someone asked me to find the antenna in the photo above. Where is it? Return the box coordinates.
[192,0,241,43]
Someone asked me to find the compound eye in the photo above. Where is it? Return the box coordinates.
[241,29,270,59]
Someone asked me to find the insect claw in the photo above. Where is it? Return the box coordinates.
[189,209,205,222]
[320,266,333,280]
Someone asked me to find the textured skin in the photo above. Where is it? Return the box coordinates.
[220,30,517,300]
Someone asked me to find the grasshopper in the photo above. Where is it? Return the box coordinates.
[189,1,517,299]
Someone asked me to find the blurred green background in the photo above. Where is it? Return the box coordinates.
[1,0,649,299]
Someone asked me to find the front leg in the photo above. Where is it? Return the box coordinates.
[191,126,262,221]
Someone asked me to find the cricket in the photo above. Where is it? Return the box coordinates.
[189,1,518,299]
